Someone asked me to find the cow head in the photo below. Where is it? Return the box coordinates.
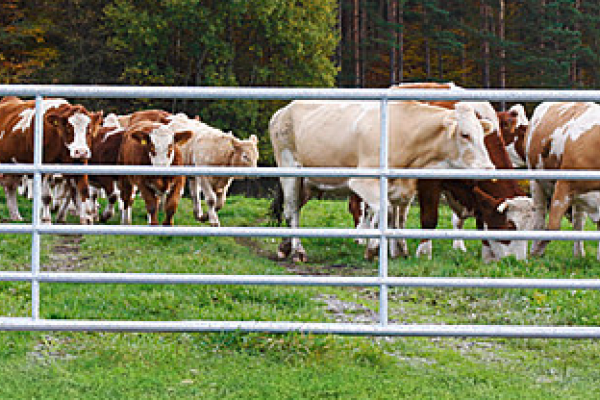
[131,124,192,167]
[231,134,259,168]
[473,187,535,262]
[45,104,103,160]
[444,103,496,170]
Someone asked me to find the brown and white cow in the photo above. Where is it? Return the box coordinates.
[0,96,102,224]
[118,120,191,225]
[527,102,600,259]
[269,99,496,263]
[165,113,259,227]
[345,83,534,262]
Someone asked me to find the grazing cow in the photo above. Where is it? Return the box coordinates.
[270,99,495,263]
[527,102,600,259]
[165,114,259,227]
[350,83,534,262]
[118,120,191,225]
[0,96,102,224]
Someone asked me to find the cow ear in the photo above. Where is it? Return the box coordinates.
[479,119,495,136]
[174,130,193,145]
[130,130,148,145]
[249,134,258,144]
[443,115,458,138]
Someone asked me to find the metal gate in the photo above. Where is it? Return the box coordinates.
[1,85,600,337]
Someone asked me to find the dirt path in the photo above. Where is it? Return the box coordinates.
[44,235,88,272]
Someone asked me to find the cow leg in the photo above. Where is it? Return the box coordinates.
[529,180,548,255]
[138,184,159,225]
[100,180,120,223]
[415,181,442,260]
[119,178,134,225]
[451,213,468,252]
[74,175,94,225]
[55,180,75,223]
[572,204,586,258]
[2,175,24,221]
[389,198,413,259]
[531,181,573,257]
[214,179,233,212]
[349,178,387,261]
[40,174,55,224]
[349,193,369,245]
[198,177,220,227]
[188,177,204,222]
[279,176,306,262]
[163,176,185,226]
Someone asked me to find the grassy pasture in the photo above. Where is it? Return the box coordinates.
[1,189,600,398]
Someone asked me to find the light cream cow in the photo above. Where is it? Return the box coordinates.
[269,100,496,263]
[527,102,600,258]
[166,114,259,226]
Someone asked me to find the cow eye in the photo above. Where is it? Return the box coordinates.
[460,132,470,140]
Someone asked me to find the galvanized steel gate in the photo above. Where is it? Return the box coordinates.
[1,85,600,337]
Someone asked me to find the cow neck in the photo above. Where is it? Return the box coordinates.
[484,132,512,169]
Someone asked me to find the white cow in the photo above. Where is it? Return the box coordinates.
[269,100,496,263]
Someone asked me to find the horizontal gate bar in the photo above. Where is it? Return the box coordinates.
[3,164,600,181]
[2,85,600,102]
[0,318,599,338]
[2,224,600,241]
[2,271,600,290]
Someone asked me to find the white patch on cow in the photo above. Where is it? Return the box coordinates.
[509,104,529,128]
[149,125,175,166]
[67,112,92,158]
[13,99,69,133]
[102,127,124,142]
[102,113,122,128]
[506,143,526,168]
[0,130,5,140]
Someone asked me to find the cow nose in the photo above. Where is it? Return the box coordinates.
[72,148,91,159]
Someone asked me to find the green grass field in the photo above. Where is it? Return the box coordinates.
[1,190,600,399]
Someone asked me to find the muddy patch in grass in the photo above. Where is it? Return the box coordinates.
[44,235,87,271]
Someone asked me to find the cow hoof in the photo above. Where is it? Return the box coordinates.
[292,252,307,263]
[452,240,467,252]
[199,214,209,223]
[210,222,220,227]
[41,218,52,225]
[364,247,378,261]
[415,241,432,259]
[530,241,548,257]
[10,215,23,222]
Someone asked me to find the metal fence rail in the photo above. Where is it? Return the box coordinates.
[1,85,600,337]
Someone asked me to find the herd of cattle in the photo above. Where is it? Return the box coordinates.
[0,82,599,264]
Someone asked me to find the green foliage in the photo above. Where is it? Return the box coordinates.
[102,0,339,165]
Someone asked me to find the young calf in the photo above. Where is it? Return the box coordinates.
[166,114,259,227]
[118,120,191,225]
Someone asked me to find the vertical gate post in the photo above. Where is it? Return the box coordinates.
[378,97,389,326]
[30,95,44,320]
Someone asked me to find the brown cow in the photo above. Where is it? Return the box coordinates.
[527,102,600,259]
[0,96,102,224]
[118,120,191,225]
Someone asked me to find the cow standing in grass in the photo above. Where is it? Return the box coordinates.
[527,102,600,259]
[269,99,496,262]
[118,120,191,225]
[0,96,102,224]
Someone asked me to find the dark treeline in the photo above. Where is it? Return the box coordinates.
[1,0,598,164]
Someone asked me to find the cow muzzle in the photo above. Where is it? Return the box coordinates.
[70,146,91,159]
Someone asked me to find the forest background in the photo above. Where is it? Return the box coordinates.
[1,0,597,164]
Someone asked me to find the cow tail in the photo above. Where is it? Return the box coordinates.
[269,180,284,226]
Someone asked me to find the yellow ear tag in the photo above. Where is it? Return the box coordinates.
[52,120,58,127]
[141,139,147,145]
